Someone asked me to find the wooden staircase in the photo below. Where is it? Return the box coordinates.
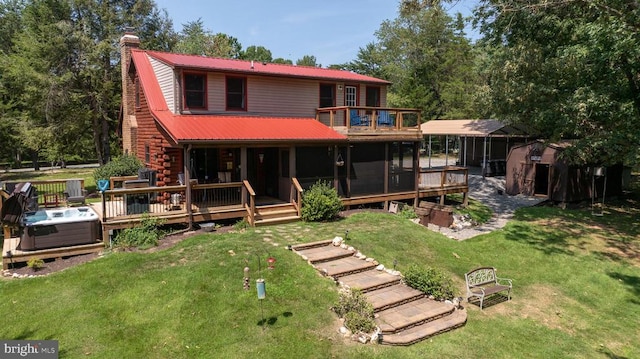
[253,203,300,226]
[291,240,467,346]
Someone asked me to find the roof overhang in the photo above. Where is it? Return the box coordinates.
[154,113,348,144]
[420,119,531,137]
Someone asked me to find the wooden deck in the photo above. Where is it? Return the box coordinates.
[0,167,468,267]
[2,236,103,270]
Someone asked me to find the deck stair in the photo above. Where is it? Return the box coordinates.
[291,240,466,346]
[253,203,300,226]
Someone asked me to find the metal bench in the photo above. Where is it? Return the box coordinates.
[465,267,512,310]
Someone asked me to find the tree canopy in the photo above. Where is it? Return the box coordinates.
[476,0,640,166]
[0,0,638,169]
[347,0,479,120]
[175,19,242,58]
[0,0,176,166]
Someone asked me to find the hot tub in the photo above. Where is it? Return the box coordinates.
[19,207,100,251]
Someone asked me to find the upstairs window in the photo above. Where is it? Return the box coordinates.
[184,73,206,109]
[226,76,246,110]
[366,86,380,107]
[319,84,335,108]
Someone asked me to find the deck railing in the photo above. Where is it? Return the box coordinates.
[191,182,242,208]
[244,180,256,226]
[419,166,468,189]
[316,106,421,130]
[92,167,467,224]
[2,179,84,208]
[99,185,188,222]
[290,177,303,217]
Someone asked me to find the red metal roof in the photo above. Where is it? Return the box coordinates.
[146,50,391,84]
[129,50,346,144]
[158,115,347,143]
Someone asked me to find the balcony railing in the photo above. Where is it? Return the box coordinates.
[316,106,422,131]
[418,166,468,189]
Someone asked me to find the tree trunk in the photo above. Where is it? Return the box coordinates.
[31,150,40,171]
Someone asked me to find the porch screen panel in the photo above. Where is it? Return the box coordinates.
[296,147,334,190]
[350,143,385,196]
[389,142,416,192]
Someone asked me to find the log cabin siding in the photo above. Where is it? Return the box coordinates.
[149,56,176,113]
[134,85,171,186]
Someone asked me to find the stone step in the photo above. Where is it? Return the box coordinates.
[290,240,334,251]
[293,245,355,264]
[315,256,377,278]
[337,270,401,293]
[376,297,455,334]
[380,309,468,346]
[254,215,300,227]
[365,284,425,312]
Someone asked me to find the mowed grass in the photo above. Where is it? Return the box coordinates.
[1,168,97,190]
[1,193,639,358]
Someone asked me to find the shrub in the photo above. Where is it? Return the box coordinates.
[301,180,343,222]
[233,218,249,231]
[27,258,44,271]
[93,155,144,184]
[397,204,417,219]
[333,289,376,333]
[114,215,165,249]
[403,264,456,301]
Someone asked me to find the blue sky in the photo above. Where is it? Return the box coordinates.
[153,0,479,66]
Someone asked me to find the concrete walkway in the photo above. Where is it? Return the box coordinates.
[421,160,545,240]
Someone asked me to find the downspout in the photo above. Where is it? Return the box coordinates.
[445,135,449,166]
[463,136,467,167]
[428,135,432,168]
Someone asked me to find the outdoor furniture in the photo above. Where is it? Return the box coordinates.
[377,110,393,126]
[64,180,87,206]
[465,266,512,310]
[349,109,369,126]
[43,193,60,208]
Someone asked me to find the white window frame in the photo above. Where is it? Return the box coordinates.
[345,85,357,107]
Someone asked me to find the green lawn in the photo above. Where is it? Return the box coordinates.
[1,195,638,358]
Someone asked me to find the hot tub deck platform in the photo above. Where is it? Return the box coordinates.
[2,237,104,270]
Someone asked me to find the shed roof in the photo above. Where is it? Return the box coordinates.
[420,119,530,137]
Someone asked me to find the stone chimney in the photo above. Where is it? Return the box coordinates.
[119,29,140,155]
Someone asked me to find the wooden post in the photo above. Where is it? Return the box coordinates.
[184,145,193,230]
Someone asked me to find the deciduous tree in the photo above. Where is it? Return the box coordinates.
[351,0,478,119]
[476,0,640,166]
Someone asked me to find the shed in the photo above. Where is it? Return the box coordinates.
[505,140,624,203]
[420,119,531,172]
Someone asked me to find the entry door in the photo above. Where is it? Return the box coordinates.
[247,148,279,197]
[534,163,550,196]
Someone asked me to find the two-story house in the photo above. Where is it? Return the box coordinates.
[117,31,464,227]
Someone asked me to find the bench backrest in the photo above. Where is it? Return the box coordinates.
[465,267,498,287]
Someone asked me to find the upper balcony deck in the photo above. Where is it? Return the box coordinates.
[316,106,423,141]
